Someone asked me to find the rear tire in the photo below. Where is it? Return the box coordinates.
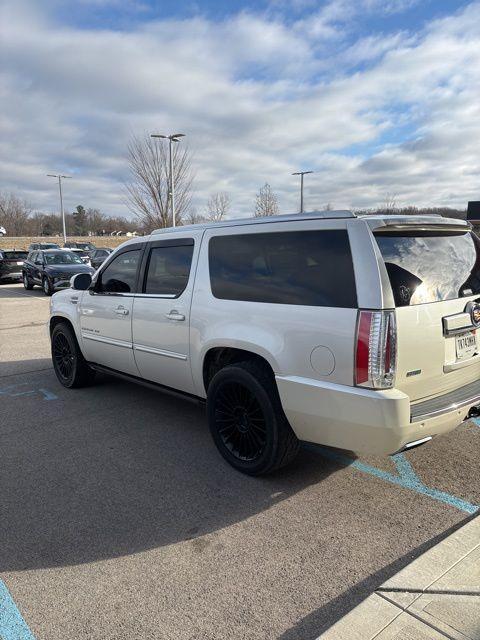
[23,272,34,290]
[43,276,53,296]
[207,361,300,475]
[51,322,96,388]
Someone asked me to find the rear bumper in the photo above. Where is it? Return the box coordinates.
[0,271,22,281]
[275,375,474,456]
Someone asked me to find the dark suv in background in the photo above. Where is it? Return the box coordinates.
[0,250,29,283]
[23,249,94,295]
[90,247,113,269]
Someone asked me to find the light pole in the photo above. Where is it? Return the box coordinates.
[47,174,71,242]
[292,170,313,214]
[151,133,185,228]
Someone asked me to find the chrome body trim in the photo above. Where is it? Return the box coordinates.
[411,379,480,422]
[133,343,187,361]
[81,332,133,350]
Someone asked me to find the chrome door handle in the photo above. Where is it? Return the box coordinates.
[165,310,185,321]
[114,306,129,315]
[70,296,78,305]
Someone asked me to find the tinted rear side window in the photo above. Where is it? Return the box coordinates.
[209,230,357,308]
[374,231,480,306]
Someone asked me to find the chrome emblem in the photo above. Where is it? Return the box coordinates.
[465,301,480,327]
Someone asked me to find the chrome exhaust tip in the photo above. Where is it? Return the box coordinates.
[395,436,432,454]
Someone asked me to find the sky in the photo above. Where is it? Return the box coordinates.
[1,0,479,220]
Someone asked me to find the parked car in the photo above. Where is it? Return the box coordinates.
[90,247,113,270]
[0,249,29,282]
[28,242,60,252]
[48,211,480,475]
[0,226,6,236]
[64,241,97,252]
[23,249,94,296]
[60,247,92,266]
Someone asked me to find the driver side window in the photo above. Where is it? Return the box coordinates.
[97,250,141,293]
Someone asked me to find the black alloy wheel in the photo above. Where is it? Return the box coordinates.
[207,361,299,475]
[214,380,267,462]
[53,331,75,381]
[43,276,53,296]
[51,323,95,388]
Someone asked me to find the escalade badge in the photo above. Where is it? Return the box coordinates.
[465,301,480,327]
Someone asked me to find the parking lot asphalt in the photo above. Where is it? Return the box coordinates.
[1,282,479,640]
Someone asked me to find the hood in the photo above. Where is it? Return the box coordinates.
[44,264,94,276]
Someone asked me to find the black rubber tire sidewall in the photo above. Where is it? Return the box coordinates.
[43,277,52,296]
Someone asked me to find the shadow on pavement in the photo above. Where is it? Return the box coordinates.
[278,513,477,640]
[0,360,351,572]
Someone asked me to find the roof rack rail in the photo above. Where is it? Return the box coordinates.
[151,209,356,235]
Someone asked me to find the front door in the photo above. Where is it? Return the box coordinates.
[132,236,199,395]
[79,247,143,376]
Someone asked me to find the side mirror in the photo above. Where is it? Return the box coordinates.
[71,272,92,290]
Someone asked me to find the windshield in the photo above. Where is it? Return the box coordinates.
[44,252,84,265]
[41,243,60,249]
[374,230,480,306]
[78,243,95,250]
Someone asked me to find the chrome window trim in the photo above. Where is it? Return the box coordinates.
[134,293,177,299]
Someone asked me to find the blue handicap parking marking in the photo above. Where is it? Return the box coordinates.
[0,383,58,401]
[0,579,36,640]
[471,418,480,428]
[313,446,479,515]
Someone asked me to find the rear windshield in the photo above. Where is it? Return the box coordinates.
[374,230,480,306]
[1,251,28,259]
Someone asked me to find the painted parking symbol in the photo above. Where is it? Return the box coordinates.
[0,579,36,640]
[0,383,58,401]
[312,446,479,515]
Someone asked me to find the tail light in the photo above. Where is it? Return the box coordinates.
[355,310,396,389]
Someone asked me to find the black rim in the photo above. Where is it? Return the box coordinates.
[214,382,267,461]
[53,332,75,380]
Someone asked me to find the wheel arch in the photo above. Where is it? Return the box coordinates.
[202,345,278,395]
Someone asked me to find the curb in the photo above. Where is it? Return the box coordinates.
[317,515,480,639]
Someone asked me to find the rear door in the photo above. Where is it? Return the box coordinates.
[78,245,144,375]
[132,234,201,395]
[373,224,480,401]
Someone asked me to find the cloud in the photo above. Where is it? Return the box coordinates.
[0,0,479,220]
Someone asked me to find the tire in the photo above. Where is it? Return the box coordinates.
[207,361,300,475]
[42,276,53,296]
[51,322,96,388]
[23,272,34,290]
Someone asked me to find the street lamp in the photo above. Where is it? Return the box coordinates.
[151,133,185,228]
[47,174,71,243]
[292,170,313,214]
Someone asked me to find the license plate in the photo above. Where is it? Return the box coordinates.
[16,262,23,265]
[456,331,478,360]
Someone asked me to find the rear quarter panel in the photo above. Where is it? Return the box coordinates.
[189,219,360,397]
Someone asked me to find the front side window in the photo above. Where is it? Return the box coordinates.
[98,250,141,293]
[209,230,357,307]
[144,244,194,296]
[374,230,480,306]
[44,251,83,265]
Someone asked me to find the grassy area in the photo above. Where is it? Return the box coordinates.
[0,236,130,251]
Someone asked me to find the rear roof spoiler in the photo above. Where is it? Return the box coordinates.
[363,215,471,233]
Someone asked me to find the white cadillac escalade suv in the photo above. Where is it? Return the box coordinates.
[49,211,480,475]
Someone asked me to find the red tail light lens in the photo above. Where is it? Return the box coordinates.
[355,310,396,389]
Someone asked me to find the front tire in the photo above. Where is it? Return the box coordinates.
[43,276,53,296]
[51,322,96,388]
[23,272,34,290]
[207,361,300,475]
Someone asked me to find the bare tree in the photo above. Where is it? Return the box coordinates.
[183,209,207,225]
[124,134,194,231]
[0,192,32,235]
[382,193,397,214]
[205,192,230,222]
[254,183,279,217]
